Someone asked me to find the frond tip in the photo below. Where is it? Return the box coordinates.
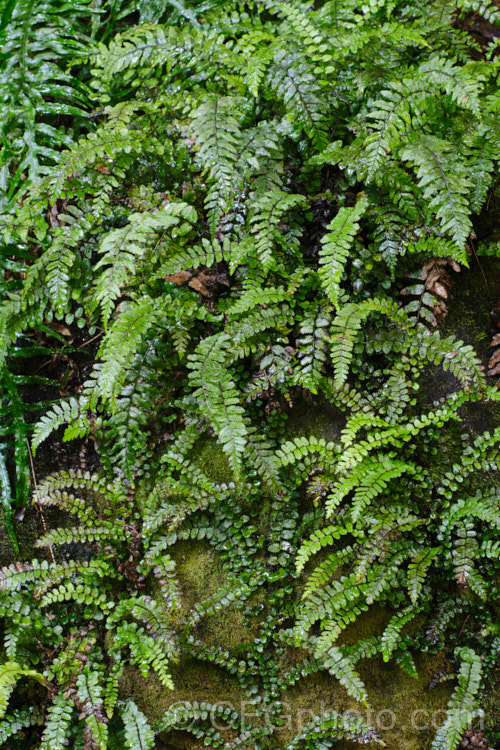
[318,199,367,309]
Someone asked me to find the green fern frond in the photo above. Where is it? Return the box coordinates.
[188,334,247,474]
[95,297,163,409]
[321,646,368,704]
[159,236,226,277]
[381,605,418,662]
[191,96,242,234]
[431,648,482,750]
[32,397,91,454]
[325,455,415,519]
[294,309,332,394]
[407,547,439,604]
[121,699,155,750]
[268,49,329,149]
[302,546,356,597]
[286,708,380,749]
[296,524,355,575]
[464,121,498,212]
[0,708,36,745]
[76,668,109,749]
[330,297,407,387]
[93,204,196,327]
[0,662,45,719]
[401,135,472,251]
[245,189,306,271]
[275,436,338,470]
[318,199,367,308]
[40,693,74,750]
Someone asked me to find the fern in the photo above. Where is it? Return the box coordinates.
[188,334,247,474]
[432,648,482,750]
[400,136,472,251]
[245,189,306,271]
[318,199,367,308]
[407,547,439,604]
[1,2,500,747]
[320,646,368,704]
[191,96,242,234]
[0,662,45,718]
[121,699,155,750]
[40,693,74,750]
[93,204,196,327]
[0,0,90,211]
[381,605,418,662]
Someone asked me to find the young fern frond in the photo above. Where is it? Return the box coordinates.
[401,135,472,252]
[407,547,440,605]
[245,189,306,271]
[121,699,155,750]
[191,96,243,234]
[39,693,74,750]
[381,605,418,663]
[431,648,482,750]
[188,334,247,474]
[318,199,367,309]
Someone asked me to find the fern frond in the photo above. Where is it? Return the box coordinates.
[159,236,226,277]
[431,648,482,750]
[0,708,36,745]
[401,135,472,252]
[188,334,247,474]
[325,455,415,519]
[407,547,439,604]
[296,524,355,575]
[268,49,329,149]
[40,693,74,750]
[32,397,91,454]
[95,297,163,409]
[321,646,368,704]
[318,199,367,309]
[0,662,45,718]
[191,96,242,234]
[76,668,109,749]
[93,204,196,327]
[381,605,418,662]
[286,708,380,749]
[330,297,407,387]
[294,309,331,394]
[121,699,155,750]
[246,189,306,271]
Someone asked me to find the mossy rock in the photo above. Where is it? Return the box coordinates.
[122,531,454,750]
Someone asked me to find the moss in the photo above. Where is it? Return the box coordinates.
[0,503,40,566]
[285,395,345,442]
[0,509,16,566]
[120,526,455,750]
[119,658,245,723]
[191,438,234,484]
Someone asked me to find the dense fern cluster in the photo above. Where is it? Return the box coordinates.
[1,0,500,747]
